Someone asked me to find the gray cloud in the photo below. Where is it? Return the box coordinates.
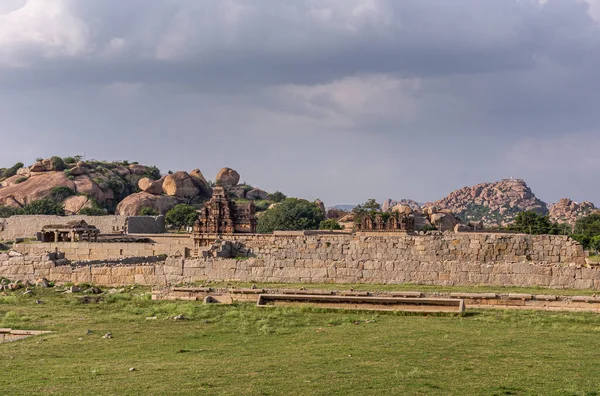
[1,0,599,206]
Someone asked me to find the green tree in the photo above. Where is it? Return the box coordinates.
[351,199,382,223]
[257,198,325,233]
[319,219,343,230]
[574,214,600,238]
[22,199,65,215]
[509,211,552,235]
[268,191,287,203]
[165,204,198,229]
[139,207,159,216]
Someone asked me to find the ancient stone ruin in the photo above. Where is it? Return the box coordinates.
[193,187,257,247]
[38,220,99,243]
[355,212,415,232]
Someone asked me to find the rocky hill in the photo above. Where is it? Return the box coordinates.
[431,179,548,226]
[0,158,272,216]
[548,198,597,225]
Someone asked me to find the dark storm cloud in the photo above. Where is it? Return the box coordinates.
[1,0,599,205]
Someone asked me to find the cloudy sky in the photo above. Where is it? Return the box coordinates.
[1,0,599,206]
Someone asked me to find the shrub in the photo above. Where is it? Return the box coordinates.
[63,157,76,164]
[268,191,287,203]
[165,204,198,229]
[143,166,161,180]
[63,169,72,178]
[254,200,270,212]
[14,177,28,184]
[79,207,105,216]
[1,162,24,179]
[50,156,66,171]
[257,198,325,233]
[22,199,65,215]
[50,186,76,202]
[319,219,343,230]
[0,205,23,218]
[139,207,159,216]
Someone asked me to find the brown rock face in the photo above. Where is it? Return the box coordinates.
[391,204,413,215]
[138,177,164,195]
[190,169,208,184]
[382,199,421,213]
[73,175,111,204]
[162,171,211,202]
[246,188,269,201]
[0,172,76,207]
[432,179,548,227]
[549,198,597,225]
[115,192,180,215]
[63,195,92,215]
[216,167,240,187]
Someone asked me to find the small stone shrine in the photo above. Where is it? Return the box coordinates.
[193,187,257,247]
[38,220,100,242]
[355,213,415,232]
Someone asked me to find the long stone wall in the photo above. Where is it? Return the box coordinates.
[0,233,594,289]
[0,215,128,240]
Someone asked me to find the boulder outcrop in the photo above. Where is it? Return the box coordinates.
[115,192,180,216]
[246,188,269,201]
[162,171,211,202]
[549,198,597,225]
[0,172,76,208]
[432,178,548,227]
[216,167,240,187]
[138,177,164,195]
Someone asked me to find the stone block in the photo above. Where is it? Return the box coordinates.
[91,266,111,276]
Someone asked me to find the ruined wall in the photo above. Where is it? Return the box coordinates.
[0,215,128,241]
[0,233,593,289]
[14,236,193,261]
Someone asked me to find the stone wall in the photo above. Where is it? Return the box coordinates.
[0,233,594,289]
[0,215,128,241]
[14,236,193,261]
[126,216,166,234]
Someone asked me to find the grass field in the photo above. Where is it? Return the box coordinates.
[2,286,600,395]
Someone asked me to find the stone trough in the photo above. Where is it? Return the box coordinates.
[0,328,51,344]
[255,294,466,313]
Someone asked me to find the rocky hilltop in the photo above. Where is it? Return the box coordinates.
[431,179,548,226]
[548,198,597,225]
[384,179,596,227]
[0,158,272,216]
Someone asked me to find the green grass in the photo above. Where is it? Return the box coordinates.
[589,255,600,263]
[2,288,600,395]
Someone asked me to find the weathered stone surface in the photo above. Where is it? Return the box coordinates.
[63,195,92,215]
[0,172,76,208]
[246,189,269,201]
[549,198,597,226]
[138,177,164,195]
[162,171,210,202]
[392,204,413,215]
[215,167,240,187]
[115,192,180,215]
[73,175,110,204]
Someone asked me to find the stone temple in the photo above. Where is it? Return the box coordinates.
[193,187,256,246]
